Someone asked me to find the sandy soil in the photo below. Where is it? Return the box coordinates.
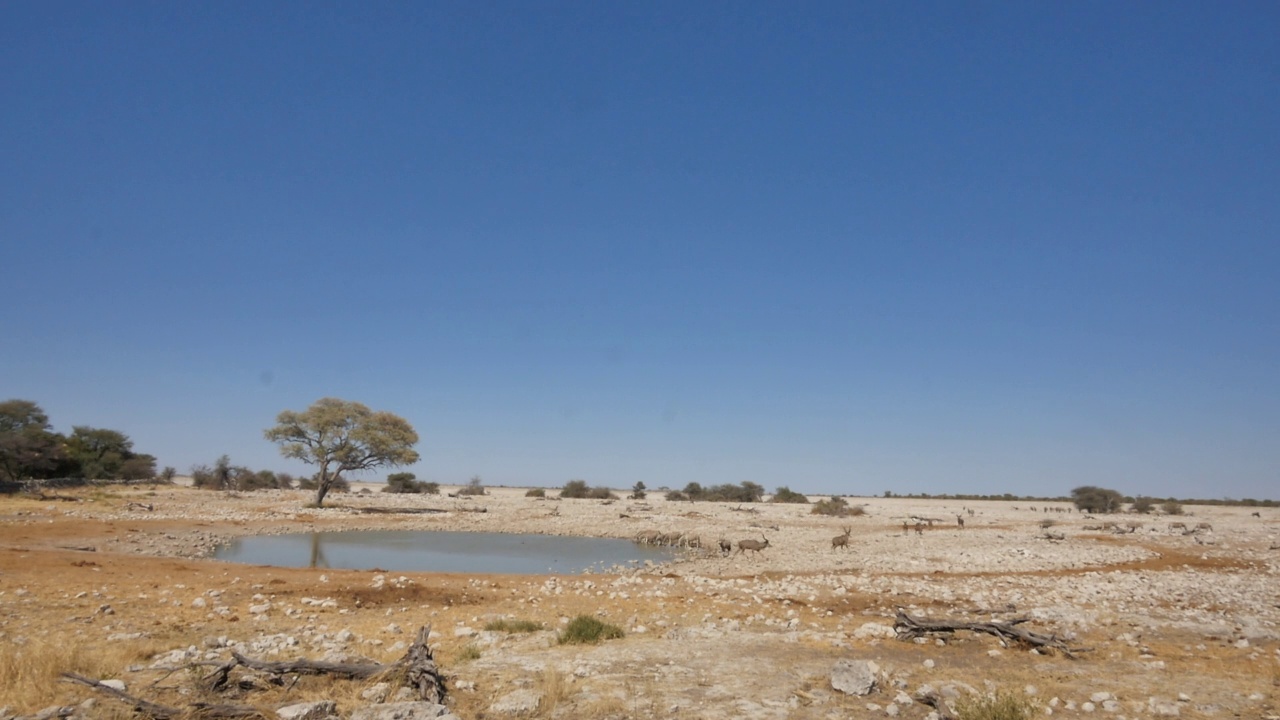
[1,484,1277,719]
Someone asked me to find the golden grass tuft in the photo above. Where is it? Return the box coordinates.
[0,637,163,714]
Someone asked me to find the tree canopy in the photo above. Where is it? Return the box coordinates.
[264,398,419,507]
[1071,485,1125,514]
[1,400,156,484]
[0,399,62,482]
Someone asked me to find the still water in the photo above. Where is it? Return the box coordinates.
[213,530,677,574]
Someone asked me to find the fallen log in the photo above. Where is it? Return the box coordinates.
[61,673,260,719]
[69,625,446,716]
[894,609,1087,658]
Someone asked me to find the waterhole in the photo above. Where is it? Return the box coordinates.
[213,530,677,574]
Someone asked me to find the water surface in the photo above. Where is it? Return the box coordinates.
[214,530,676,574]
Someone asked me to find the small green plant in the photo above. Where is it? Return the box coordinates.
[484,618,543,633]
[629,481,646,500]
[456,643,482,661]
[955,690,1038,720]
[558,615,624,645]
[525,487,546,498]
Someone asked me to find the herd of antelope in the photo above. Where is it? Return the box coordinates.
[631,508,1248,557]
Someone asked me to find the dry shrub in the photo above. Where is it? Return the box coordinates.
[536,667,571,716]
[955,689,1038,720]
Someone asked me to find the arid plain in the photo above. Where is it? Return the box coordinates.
[1,484,1276,719]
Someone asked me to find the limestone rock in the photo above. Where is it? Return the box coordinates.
[349,702,450,720]
[277,701,337,720]
[831,659,876,696]
[489,689,542,715]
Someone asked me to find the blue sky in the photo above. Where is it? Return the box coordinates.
[2,2,1277,499]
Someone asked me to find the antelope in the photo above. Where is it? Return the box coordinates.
[736,535,770,555]
[1194,522,1213,533]
[1167,522,1186,533]
[634,529,661,545]
[913,522,925,536]
[1251,511,1261,518]
[718,538,732,555]
[658,531,684,546]
[831,527,851,550]
[956,515,965,528]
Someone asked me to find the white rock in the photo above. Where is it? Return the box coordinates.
[489,689,542,715]
[99,679,126,692]
[276,700,336,720]
[349,702,449,720]
[831,659,876,696]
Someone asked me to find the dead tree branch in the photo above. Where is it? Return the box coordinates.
[894,609,1088,658]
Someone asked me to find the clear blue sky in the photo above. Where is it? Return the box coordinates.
[2,2,1277,499]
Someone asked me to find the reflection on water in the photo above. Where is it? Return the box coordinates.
[213,530,677,574]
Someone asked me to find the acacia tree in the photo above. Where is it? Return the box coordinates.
[264,398,419,507]
[0,400,63,482]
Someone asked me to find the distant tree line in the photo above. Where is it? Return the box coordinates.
[664,481,766,503]
[0,399,157,488]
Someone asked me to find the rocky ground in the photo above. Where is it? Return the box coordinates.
[1,484,1277,720]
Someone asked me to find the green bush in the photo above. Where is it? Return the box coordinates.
[665,490,688,501]
[558,615,624,645]
[560,479,590,498]
[1071,485,1124,513]
[811,497,850,517]
[484,619,543,633]
[525,488,546,498]
[629,481,646,500]
[457,476,486,496]
[1130,496,1156,514]
[955,690,1037,720]
[770,486,809,504]
[383,472,438,494]
[1162,500,1184,515]
[561,480,617,500]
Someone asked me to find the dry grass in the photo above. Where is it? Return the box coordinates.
[536,666,572,717]
[0,636,163,714]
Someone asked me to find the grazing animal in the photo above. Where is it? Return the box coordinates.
[718,538,732,555]
[1251,511,1261,518]
[831,527,852,550]
[914,522,925,536]
[1195,522,1213,533]
[658,531,684,547]
[956,515,965,528]
[736,536,770,555]
[1167,522,1186,533]
[634,529,661,545]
